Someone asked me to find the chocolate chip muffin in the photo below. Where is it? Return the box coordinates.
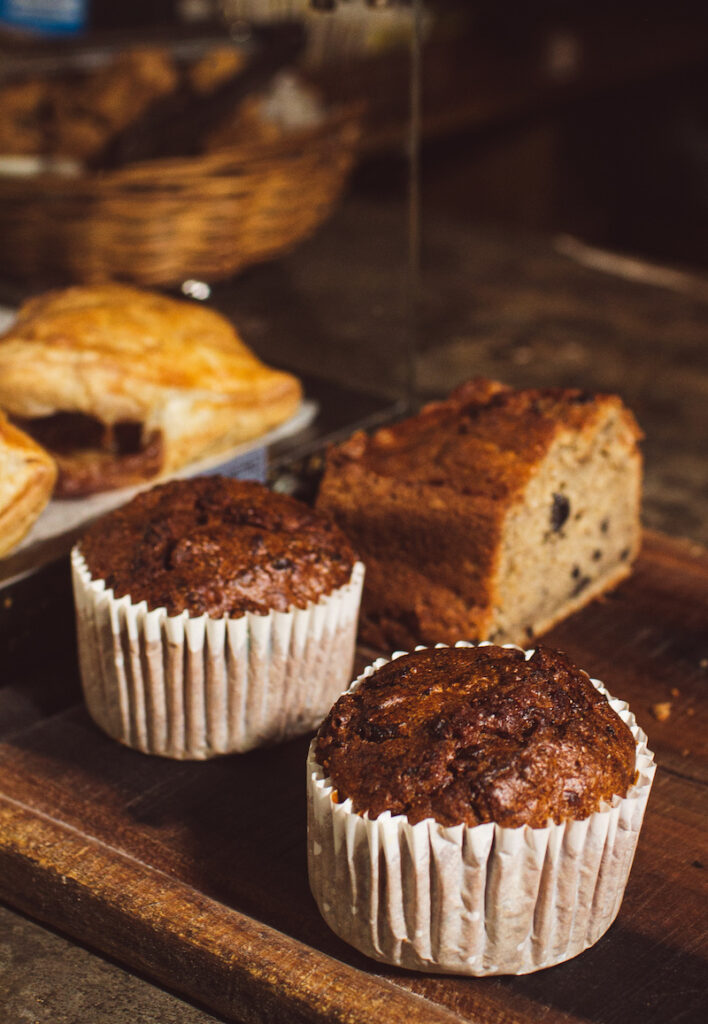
[80,475,357,617]
[315,644,636,829]
[308,642,655,975]
[72,477,364,759]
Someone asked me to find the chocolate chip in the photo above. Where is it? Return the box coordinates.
[272,557,294,570]
[360,721,401,742]
[551,493,570,532]
[143,523,165,544]
[429,715,454,740]
[457,744,484,763]
[620,547,630,561]
[592,549,603,561]
[569,391,594,404]
[600,518,610,534]
[571,566,581,579]
[571,575,591,597]
[525,626,534,640]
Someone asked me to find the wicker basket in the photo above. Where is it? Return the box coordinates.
[0,106,361,288]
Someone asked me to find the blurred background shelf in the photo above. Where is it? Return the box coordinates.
[5,1,708,283]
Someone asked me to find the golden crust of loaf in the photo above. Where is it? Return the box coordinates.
[317,378,643,649]
[330,379,640,502]
[0,412,57,556]
[0,285,302,496]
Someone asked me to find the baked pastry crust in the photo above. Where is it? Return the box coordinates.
[0,285,302,496]
[0,411,57,556]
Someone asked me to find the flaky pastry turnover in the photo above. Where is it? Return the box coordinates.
[0,411,57,555]
[0,285,302,497]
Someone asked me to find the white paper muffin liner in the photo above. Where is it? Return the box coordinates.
[72,546,364,759]
[307,641,656,976]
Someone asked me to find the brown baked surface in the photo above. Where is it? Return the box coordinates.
[0,412,57,557]
[315,644,637,829]
[0,284,302,497]
[80,476,357,617]
[317,378,642,649]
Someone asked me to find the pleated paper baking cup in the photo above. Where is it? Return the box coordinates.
[72,546,364,759]
[307,641,656,976]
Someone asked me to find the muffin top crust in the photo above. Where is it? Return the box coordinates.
[80,476,357,617]
[315,644,636,829]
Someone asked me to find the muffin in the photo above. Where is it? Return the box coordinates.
[72,476,364,759]
[307,642,655,975]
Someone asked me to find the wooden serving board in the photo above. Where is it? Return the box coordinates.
[0,531,706,1024]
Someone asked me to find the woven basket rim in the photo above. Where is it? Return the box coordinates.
[0,102,363,196]
[0,100,362,286]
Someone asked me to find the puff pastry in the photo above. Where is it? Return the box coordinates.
[0,285,302,497]
[0,412,57,556]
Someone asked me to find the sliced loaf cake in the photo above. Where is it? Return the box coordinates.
[317,378,642,649]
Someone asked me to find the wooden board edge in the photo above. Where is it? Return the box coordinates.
[641,529,708,569]
[0,795,462,1024]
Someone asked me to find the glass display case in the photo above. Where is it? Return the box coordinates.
[0,0,423,583]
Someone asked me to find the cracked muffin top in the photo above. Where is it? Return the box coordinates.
[314,644,636,829]
[80,476,357,617]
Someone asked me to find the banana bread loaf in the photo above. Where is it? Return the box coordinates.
[314,643,637,828]
[316,379,642,649]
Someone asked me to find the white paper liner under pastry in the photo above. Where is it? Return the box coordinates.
[307,641,656,976]
[72,546,364,759]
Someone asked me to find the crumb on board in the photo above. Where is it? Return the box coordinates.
[670,687,680,698]
[651,701,672,722]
